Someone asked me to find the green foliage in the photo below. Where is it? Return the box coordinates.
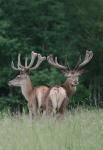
[71,84,90,107]
[31,68,64,86]
[0,0,103,111]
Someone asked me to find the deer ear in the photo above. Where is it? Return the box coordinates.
[77,69,84,75]
[60,69,69,77]
[61,69,65,74]
[20,71,24,75]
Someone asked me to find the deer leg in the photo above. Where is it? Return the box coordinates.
[51,99,58,116]
[45,97,52,116]
[59,98,67,115]
[32,104,37,118]
[30,96,38,117]
[28,103,33,119]
[42,110,46,117]
[52,108,57,116]
[29,109,33,122]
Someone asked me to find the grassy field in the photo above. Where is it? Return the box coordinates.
[0,108,103,150]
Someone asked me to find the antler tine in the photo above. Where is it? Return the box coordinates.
[47,55,67,70]
[11,60,22,71]
[47,55,56,66]
[55,56,69,70]
[77,50,93,70]
[26,52,38,69]
[17,53,24,69]
[65,55,71,70]
[48,55,55,65]
[25,56,28,68]
[55,57,58,64]
[29,53,46,70]
[47,55,55,65]
[74,55,82,70]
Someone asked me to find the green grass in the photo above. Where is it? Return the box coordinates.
[0,108,103,150]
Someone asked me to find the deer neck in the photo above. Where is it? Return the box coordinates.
[21,76,33,101]
[62,79,77,96]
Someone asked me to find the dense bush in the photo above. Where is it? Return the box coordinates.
[0,0,103,112]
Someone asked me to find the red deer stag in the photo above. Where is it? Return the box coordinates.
[46,50,93,115]
[8,52,49,119]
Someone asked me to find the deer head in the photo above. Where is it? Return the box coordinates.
[8,52,46,87]
[47,50,93,87]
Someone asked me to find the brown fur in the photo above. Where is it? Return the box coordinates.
[35,86,49,113]
[45,86,68,115]
[8,74,49,118]
[62,79,76,96]
[46,51,93,115]
[45,77,78,115]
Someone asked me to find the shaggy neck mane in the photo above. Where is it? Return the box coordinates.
[62,79,76,96]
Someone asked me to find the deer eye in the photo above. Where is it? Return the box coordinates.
[16,75,20,79]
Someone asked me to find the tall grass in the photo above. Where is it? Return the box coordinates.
[0,108,103,150]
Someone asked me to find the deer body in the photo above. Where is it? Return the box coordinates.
[46,50,93,115]
[47,86,67,115]
[46,78,77,115]
[35,86,49,110]
[8,52,48,119]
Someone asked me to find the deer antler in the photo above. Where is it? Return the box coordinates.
[74,55,82,70]
[47,50,93,73]
[11,52,46,72]
[76,50,93,70]
[11,54,23,71]
[29,53,46,70]
[47,55,67,70]
[25,52,38,69]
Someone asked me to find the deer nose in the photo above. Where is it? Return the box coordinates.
[73,80,78,85]
[75,81,78,85]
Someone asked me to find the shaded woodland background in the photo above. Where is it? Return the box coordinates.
[0,0,103,113]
